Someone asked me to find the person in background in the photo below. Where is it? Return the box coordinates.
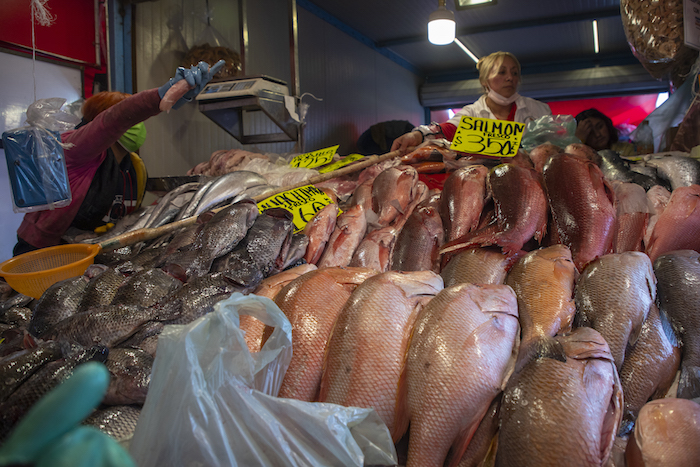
[12,60,224,257]
[390,51,552,154]
[574,108,618,151]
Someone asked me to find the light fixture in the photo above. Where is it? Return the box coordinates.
[454,0,496,10]
[592,20,599,54]
[454,38,479,63]
[428,0,456,45]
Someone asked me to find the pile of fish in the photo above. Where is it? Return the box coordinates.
[1,141,700,465]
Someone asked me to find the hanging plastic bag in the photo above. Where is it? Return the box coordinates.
[128,293,397,467]
[2,98,79,213]
[520,114,580,152]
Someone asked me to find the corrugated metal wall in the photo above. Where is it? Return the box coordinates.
[133,0,424,177]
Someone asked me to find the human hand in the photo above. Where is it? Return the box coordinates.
[575,118,593,145]
[0,362,136,467]
[390,130,423,154]
[158,59,226,111]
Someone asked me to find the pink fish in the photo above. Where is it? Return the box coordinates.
[317,204,367,268]
[645,184,700,263]
[302,203,339,264]
[611,181,651,253]
[439,165,489,242]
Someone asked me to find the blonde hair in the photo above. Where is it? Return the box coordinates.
[476,51,521,93]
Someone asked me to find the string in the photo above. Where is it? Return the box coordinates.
[29,0,56,102]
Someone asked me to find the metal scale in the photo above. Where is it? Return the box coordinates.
[195,75,300,145]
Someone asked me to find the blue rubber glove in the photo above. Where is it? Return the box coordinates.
[158,59,226,110]
[0,362,136,467]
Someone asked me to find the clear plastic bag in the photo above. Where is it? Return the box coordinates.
[1,98,79,213]
[128,293,397,467]
[520,114,580,152]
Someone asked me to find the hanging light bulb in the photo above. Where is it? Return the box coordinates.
[428,0,456,45]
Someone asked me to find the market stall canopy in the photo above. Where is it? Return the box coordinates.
[299,0,675,106]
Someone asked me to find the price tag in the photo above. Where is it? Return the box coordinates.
[318,153,364,173]
[450,116,525,157]
[290,145,339,169]
[257,185,337,232]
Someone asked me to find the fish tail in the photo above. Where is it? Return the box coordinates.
[677,365,700,399]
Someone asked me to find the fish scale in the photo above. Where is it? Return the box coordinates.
[83,405,141,443]
[110,268,183,308]
[318,270,443,440]
[28,275,90,337]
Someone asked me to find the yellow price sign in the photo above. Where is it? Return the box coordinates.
[290,145,340,169]
[319,153,364,174]
[450,116,525,157]
[257,185,338,232]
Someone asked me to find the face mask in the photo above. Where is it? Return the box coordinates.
[118,122,147,152]
[487,88,520,106]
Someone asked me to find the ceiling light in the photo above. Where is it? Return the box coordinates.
[428,0,456,45]
[455,0,496,10]
[454,38,479,63]
[592,20,599,53]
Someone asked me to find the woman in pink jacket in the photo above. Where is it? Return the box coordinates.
[13,60,223,256]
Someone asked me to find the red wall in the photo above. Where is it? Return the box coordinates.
[0,0,98,65]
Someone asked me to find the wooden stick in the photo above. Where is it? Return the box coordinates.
[98,150,402,251]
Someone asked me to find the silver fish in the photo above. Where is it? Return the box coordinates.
[83,404,141,443]
[644,152,700,191]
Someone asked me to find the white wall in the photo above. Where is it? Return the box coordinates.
[133,0,424,175]
[0,52,82,262]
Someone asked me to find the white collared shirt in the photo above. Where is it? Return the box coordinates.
[446,94,552,126]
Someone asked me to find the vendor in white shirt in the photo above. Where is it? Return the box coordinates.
[391,51,551,154]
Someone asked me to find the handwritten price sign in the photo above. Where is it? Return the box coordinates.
[450,116,525,157]
[257,185,338,232]
[290,145,339,169]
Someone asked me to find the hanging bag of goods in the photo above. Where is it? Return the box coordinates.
[1,98,80,213]
[620,0,699,89]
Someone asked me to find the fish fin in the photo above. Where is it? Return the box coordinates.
[445,407,489,467]
[627,316,645,348]
[677,365,700,399]
[514,336,566,373]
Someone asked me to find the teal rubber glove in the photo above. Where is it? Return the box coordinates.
[158,59,226,110]
[0,362,136,467]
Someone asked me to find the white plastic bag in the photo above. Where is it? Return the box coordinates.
[128,293,397,467]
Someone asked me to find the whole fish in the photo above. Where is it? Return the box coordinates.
[442,164,548,257]
[505,244,577,353]
[645,184,700,263]
[1,306,32,329]
[117,321,164,358]
[349,225,399,272]
[528,142,563,174]
[302,203,339,264]
[103,348,153,405]
[242,264,318,353]
[318,270,443,440]
[454,393,501,467]
[317,204,368,268]
[109,268,183,308]
[47,305,157,348]
[144,182,199,229]
[211,207,294,280]
[440,247,513,287]
[543,153,616,272]
[83,404,141,443]
[281,233,309,270]
[274,267,378,401]
[176,171,267,220]
[644,152,700,191]
[372,165,419,227]
[565,143,601,164]
[0,345,109,441]
[626,398,700,465]
[643,185,671,250]
[574,252,656,371]
[208,247,265,290]
[496,327,623,467]
[597,149,659,190]
[28,275,90,337]
[618,303,681,436]
[392,193,444,272]
[654,249,700,399]
[405,283,519,467]
[0,340,64,403]
[611,181,651,253]
[439,165,489,242]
